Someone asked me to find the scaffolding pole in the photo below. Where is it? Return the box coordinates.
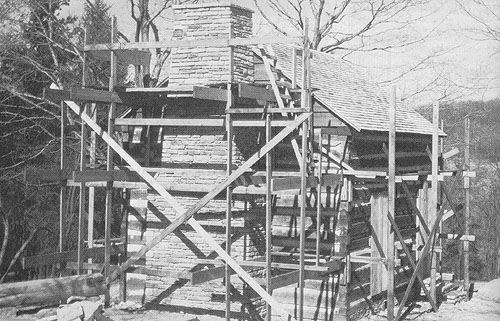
[387,87,396,321]
[430,101,440,302]
[464,117,471,300]
[104,16,117,307]
[265,108,272,321]
[59,101,67,254]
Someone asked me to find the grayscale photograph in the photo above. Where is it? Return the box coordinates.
[0,0,499,320]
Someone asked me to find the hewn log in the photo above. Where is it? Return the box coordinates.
[0,274,105,308]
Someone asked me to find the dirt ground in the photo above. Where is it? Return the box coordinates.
[99,278,500,321]
[363,279,500,321]
[4,279,500,321]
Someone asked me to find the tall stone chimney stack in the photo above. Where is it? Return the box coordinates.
[168,2,254,86]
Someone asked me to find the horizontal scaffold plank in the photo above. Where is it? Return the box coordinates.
[65,262,193,279]
[318,126,352,136]
[45,88,129,104]
[258,270,324,291]
[192,267,323,288]
[274,207,338,217]
[73,170,142,183]
[270,174,341,191]
[193,258,341,273]
[356,151,430,160]
[44,87,193,105]
[226,108,309,114]
[22,245,124,268]
[83,36,303,51]
[438,233,475,242]
[272,237,337,252]
[89,49,151,66]
[349,255,399,265]
[66,179,148,189]
[114,118,299,127]
[25,169,70,182]
[272,176,317,191]
[238,83,278,102]
[193,86,228,102]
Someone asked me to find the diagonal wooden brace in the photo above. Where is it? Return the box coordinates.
[56,86,308,320]
[358,206,386,260]
[400,181,431,236]
[381,144,431,238]
[395,168,463,320]
[259,46,303,170]
[387,212,438,312]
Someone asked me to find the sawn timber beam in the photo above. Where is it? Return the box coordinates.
[25,168,70,183]
[22,245,124,269]
[54,84,308,321]
[44,87,195,106]
[114,118,302,128]
[83,36,303,51]
[72,170,142,183]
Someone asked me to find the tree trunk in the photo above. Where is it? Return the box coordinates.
[0,273,105,308]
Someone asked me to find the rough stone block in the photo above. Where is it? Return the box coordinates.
[57,303,83,321]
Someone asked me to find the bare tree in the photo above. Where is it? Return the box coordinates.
[456,0,500,45]
[128,0,172,86]
[0,0,83,278]
[253,0,433,53]
[127,0,202,86]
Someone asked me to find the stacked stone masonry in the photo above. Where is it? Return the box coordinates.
[168,3,254,86]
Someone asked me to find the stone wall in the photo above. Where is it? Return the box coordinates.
[168,3,254,86]
[125,94,267,318]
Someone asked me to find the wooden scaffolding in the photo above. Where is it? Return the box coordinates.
[19,13,476,321]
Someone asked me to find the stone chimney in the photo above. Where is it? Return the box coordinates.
[168,2,254,86]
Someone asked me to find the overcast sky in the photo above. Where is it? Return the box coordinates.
[63,0,500,106]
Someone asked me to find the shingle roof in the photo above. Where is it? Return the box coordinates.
[271,45,440,136]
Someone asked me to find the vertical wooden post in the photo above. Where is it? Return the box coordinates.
[298,20,309,321]
[265,109,273,321]
[464,117,470,300]
[417,180,429,285]
[387,87,396,321]
[78,104,87,275]
[77,25,89,275]
[104,16,117,307]
[430,101,440,303]
[299,112,308,321]
[60,101,67,253]
[88,103,96,274]
[316,129,322,266]
[225,84,233,321]
[292,47,297,90]
[225,24,234,321]
[438,120,444,274]
[85,22,95,273]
